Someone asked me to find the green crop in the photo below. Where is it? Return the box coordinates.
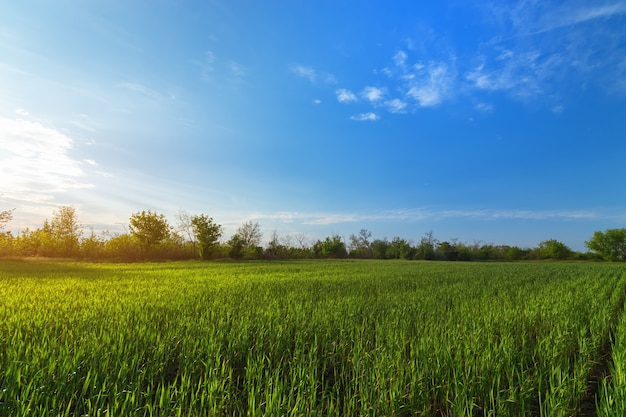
[0,260,624,416]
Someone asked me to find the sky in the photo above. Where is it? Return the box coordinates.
[1,0,625,251]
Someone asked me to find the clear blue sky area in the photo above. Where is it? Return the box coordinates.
[1,1,625,251]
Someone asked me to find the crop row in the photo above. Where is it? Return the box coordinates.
[0,261,625,416]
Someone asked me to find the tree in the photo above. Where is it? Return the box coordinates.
[585,229,626,261]
[81,227,107,260]
[371,238,390,259]
[0,208,13,232]
[234,221,262,248]
[348,229,372,258]
[51,205,81,257]
[191,214,222,260]
[0,206,14,256]
[228,221,263,259]
[438,241,459,261]
[387,237,414,259]
[176,210,197,254]
[415,231,437,260]
[129,210,171,257]
[265,230,290,259]
[537,239,572,260]
[313,235,347,258]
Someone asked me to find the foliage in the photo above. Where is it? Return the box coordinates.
[313,235,347,258]
[538,239,573,260]
[228,221,263,259]
[129,210,171,257]
[370,238,389,259]
[348,229,372,258]
[415,231,437,260]
[233,220,262,248]
[105,233,142,261]
[585,228,626,261]
[0,207,13,231]
[50,205,82,257]
[191,214,222,259]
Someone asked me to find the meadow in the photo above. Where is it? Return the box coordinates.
[1,260,625,416]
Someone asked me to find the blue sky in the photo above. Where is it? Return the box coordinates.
[1,0,625,251]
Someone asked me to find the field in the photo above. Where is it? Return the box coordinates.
[1,260,625,416]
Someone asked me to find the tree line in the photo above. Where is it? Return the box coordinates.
[0,205,624,262]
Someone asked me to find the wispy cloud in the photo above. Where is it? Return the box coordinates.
[236,207,600,227]
[525,2,626,35]
[480,0,626,96]
[0,117,93,204]
[326,1,626,118]
[386,98,408,113]
[117,82,163,101]
[336,88,357,103]
[350,112,379,121]
[290,64,337,84]
[336,50,457,115]
[405,61,455,107]
[199,50,248,83]
[361,86,385,102]
[290,64,317,82]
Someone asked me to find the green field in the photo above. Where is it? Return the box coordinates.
[1,260,625,416]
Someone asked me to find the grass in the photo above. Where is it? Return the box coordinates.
[0,260,625,416]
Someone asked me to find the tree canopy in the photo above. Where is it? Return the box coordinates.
[191,214,222,260]
[129,210,171,256]
[585,229,626,261]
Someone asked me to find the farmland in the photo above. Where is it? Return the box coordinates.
[1,260,625,416]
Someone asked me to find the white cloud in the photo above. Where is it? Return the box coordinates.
[228,61,246,78]
[530,2,626,35]
[362,86,385,102]
[350,112,379,121]
[0,117,93,204]
[552,105,564,114]
[465,51,553,99]
[15,108,29,116]
[405,61,454,107]
[475,102,493,112]
[236,207,600,228]
[386,99,407,113]
[393,50,408,68]
[313,99,321,104]
[117,82,163,101]
[71,119,96,132]
[336,88,358,103]
[290,65,317,82]
[479,1,626,97]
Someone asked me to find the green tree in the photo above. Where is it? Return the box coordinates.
[371,239,390,259]
[537,239,572,260]
[585,229,626,261]
[228,221,263,259]
[51,205,81,257]
[105,233,142,261]
[438,241,459,261]
[0,206,14,256]
[129,210,171,257]
[415,231,437,260]
[387,237,414,259]
[81,227,107,260]
[313,235,347,258]
[348,229,372,258]
[191,214,222,260]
